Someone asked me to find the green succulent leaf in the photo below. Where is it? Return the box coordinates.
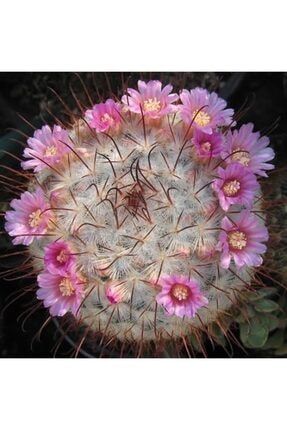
[254,299,279,313]
[242,339,258,349]
[264,315,280,332]
[239,323,250,344]
[247,325,269,348]
[248,306,257,318]
[235,313,246,324]
[239,317,271,349]
[234,305,256,323]
[248,287,278,302]
[261,330,285,350]
[257,287,278,298]
[247,292,262,302]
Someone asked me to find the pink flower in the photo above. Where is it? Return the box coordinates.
[156,275,208,318]
[37,265,85,317]
[21,125,71,172]
[44,240,76,276]
[216,210,269,269]
[212,163,259,211]
[4,187,51,245]
[179,88,234,134]
[121,80,179,119]
[85,99,122,133]
[221,123,275,177]
[105,282,130,304]
[192,128,223,160]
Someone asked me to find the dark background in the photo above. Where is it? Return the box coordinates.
[0,72,286,357]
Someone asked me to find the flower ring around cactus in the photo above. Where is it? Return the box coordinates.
[3,79,276,356]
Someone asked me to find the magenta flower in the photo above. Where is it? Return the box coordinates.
[192,128,223,160]
[105,282,130,304]
[179,88,234,134]
[85,99,122,133]
[21,125,71,172]
[212,163,259,211]
[4,187,51,245]
[121,80,179,119]
[156,275,208,318]
[44,240,76,276]
[221,123,275,177]
[216,210,269,269]
[37,266,85,317]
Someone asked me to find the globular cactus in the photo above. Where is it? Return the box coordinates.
[3,79,276,356]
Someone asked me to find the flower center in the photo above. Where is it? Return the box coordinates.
[101,113,114,124]
[143,98,161,112]
[192,110,211,126]
[45,145,57,157]
[200,141,211,152]
[56,250,68,263]
[170,283,190,301]
[59,277,75,296]
[232,148,251,166]
[223,179,241,196]
[228,230,247,250]
[28,209,42,227]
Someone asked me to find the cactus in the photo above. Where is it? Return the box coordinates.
[2,78,277,356]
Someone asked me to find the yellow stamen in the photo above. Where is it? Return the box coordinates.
[171,283,190,301]
[28,209,42,227]
[223,179,241,196]
[192,109,211,126]
[232,148,251,166]
[56,250,68,263]
[143,98,161,112]
[59,278,75,296]
[228,231,247,250]
[201,141,211,152]
[101,113,114,124]
[45,145,57,157]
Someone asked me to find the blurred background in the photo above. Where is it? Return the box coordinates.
[0,72,286,357]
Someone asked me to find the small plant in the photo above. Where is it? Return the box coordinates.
[2,79,277,356]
